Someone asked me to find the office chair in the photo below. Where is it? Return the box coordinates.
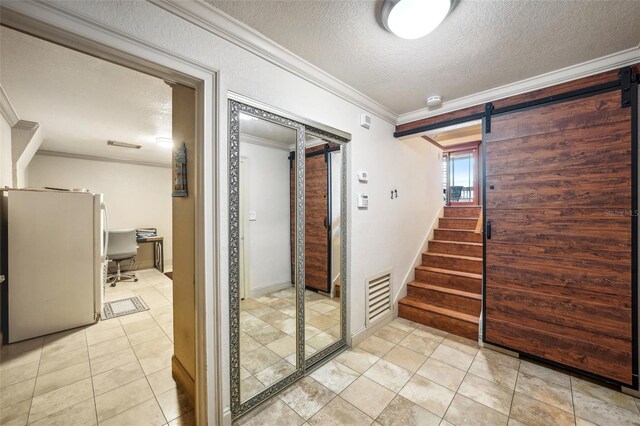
[107,228,138,286]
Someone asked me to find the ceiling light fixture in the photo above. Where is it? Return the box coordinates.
[155,137,173,149]
[382,0,453,40]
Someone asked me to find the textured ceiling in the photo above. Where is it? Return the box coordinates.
[0,27,172,164]
[208,0,640,116]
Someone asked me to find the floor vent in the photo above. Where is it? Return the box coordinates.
[366,271,392,327]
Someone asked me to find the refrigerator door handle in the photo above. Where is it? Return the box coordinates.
[102,201,109,261]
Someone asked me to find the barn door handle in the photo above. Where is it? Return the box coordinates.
[324,217,328,228]
[486,220,492,239]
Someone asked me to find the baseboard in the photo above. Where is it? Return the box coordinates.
[249,281,291,298]
[350,314,394,347]
[172,355,196,405]
[222,408,233,426]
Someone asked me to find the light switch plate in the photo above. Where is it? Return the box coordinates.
[249,211,257,221]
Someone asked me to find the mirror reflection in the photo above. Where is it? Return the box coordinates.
[238,112,298,401]
[300,142,342,359]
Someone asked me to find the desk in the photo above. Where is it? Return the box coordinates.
[136,236,164,272]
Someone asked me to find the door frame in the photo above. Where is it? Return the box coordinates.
[444,140,481,206]
[481,71,639,390]
[0,4,221,424]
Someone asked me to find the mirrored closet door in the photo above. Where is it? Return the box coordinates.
[229,96,350,418]
[301,143,346,365]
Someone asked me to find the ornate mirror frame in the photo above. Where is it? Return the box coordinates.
[229,95,351,419]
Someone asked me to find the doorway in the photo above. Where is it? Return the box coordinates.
[0,16,215,425]
[424,122,483,207]
[443,142,479,206]
[443,143,480,206]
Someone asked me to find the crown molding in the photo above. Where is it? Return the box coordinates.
[240,133,290,151]
[36,149,171,168]
[0,85,19,126]
[149,0,398,124]
[398,44,640,125]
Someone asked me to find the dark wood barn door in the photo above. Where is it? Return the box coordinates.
[483,88,636,386]
[304,152,330,292]
[290,148,331,292]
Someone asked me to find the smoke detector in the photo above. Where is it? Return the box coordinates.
[426,96,442,108]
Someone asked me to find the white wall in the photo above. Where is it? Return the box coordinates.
[26,154,173,266]
[240,141,291,293]
[30,0,444,417]
[0,115,12,187]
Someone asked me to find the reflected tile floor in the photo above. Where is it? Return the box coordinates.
[0,268,194,426]
[239,288,340,400]
[235,317,640,426]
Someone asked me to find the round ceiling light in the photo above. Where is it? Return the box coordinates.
[382,0,453,40]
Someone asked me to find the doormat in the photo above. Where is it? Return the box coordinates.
[102,296,149,320]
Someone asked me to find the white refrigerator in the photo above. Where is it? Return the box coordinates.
[1,189,108,343]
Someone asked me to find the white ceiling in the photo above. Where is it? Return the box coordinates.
[0,27,172,165]
[208,0,640,116]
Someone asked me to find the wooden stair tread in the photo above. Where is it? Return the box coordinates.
[437,228,478,232]
[441,217,479,220]
[399,297,479,324]
[423,252,482,261]
[445,205,481,208]
[408,281,481,300]
[415,266,482,280]
[430,240,483,246]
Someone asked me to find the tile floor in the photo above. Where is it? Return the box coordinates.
[0,268,194,426]
[240,288,341,400]
[235,317,640,426]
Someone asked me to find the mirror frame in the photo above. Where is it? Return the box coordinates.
[228,96,351,419]
[302,127,350,368]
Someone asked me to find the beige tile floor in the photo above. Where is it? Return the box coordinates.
[0,268,194,426]
[235,317,640,426]
[240,288,341,401]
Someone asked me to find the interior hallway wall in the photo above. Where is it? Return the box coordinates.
[239,141,291,294]
[26,154,173,266]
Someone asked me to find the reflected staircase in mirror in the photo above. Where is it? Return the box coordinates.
[398,206,482,340]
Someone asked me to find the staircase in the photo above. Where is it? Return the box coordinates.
[398,206,482,340]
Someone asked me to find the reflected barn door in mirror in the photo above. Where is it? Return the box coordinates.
[229,100,305,415]
[297,146,330,293]
[303,143,344,362]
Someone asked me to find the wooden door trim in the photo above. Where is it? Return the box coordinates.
[442,140,481,153]
[396,66,640,138]
[481,79,639,390]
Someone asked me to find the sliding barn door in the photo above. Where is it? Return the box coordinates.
[484,88,636,386]
[305,153,330,292]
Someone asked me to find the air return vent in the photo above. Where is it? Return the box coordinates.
[366,271,392,326]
